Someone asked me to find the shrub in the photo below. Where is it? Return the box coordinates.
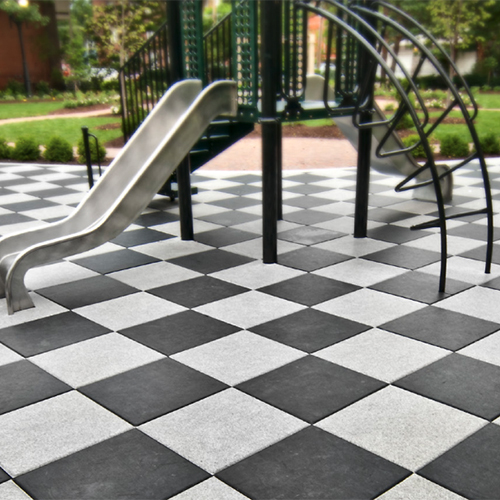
[479,133,500,155]
[0,137,12,159]
[395,111,414,130]
[439,134,470,158]
[36,81,50,96]
[7,79,25,98]
[43,136,74,163]
[11,136,40,161]
[384,103,395,112]
[401,134,428,158]
[77,137,107,164]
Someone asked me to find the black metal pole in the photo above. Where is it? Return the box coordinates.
[261,0,281,263]
[15,20,31,97]
[166,1,194,240]
[81,127,94,189]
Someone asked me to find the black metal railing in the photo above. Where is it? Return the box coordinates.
[119,21,171,142]
[204,12,233,84]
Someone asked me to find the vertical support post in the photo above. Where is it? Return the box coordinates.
[354,0,377,238]
[260,0,281,263]
[81,127,94,189]
[166,1,194,240]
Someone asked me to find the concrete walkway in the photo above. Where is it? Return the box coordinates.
[0,107,114,126]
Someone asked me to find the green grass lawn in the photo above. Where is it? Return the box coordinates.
[474,92,500,110]
[0,116,122,147]
[0,100,67,120]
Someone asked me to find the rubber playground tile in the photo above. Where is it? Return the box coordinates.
[217,427,409,500]
[285,172,333,184]
[194,227,258,248]
[363,245,442,270]
[368,225,432,244]
[0,213,36,226]
[0,312,111,357]
[258,273,359,306]
[370,271,472,305]
[278,226,345,245]
[208,196,261,210]
[168,249,254,274]
[72,248,160,274]
[80,358,228,425]
[381,306,500,351]
[278,246,352,271]
[119,310,238,356]
[395,354,500,421]
[0,469,8,484]
[16,430,209,500]
[419,424,500,500]
[4,199,57,212]
[133,210,179,226]
[367,208,422,223]
[283,195,340,209]
[148,276,248,308]
[282,209,339,226]
[0,360,71,415]
[37,275,138,309]
[285,183,333,195]
[197,210,260,227]
[250,308,370,353]
[111,227,175,247]
[237,356,385,423]
[448,223,496,242]
[218,183,262,196]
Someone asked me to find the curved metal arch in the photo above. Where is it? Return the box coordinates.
[296,0,449,292]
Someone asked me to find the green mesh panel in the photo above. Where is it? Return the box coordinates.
[180,0,204,80]
[231,0,258,108]
[282,2,306,99]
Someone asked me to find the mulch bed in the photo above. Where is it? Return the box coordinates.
[48,103,112,115]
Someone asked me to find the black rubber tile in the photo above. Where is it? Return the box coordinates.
[168,249,254,274]
[0,312,110,357]
[259,274,359,306]
[448,223,498,241]
[278,226,345,245]
[483,275,500,290]
[283,195,336,209]
[419,424,500,500]
[1,177,36,187]
[250,308,369,353]
[0,361,71,415]
[218,173,260,184]
[286,184,332,195]
[198,210,260,226]
[381,306,499,351]
[364,245,442,270]
[195,227,258,247]
[279,246,351,271]
[120,310,238,355]
[0,468,9,484]
[148,276,248,308]
[285,172,331,183]
[238,356,385,423]
[134,210,179,226]
[0,213,35,226]
[4,199,57,212]
[33,187,79,199]
[80,358,227,425]
[368,225,432,244]
[209,196,261,210]
[367,208,417,223]
[16,429,209,500]
[283,209,339,226]
[111,228,174,247]
[73,249,160,274]
[371,271,472,304]
[217,427,409,500]
[219,184,261,196]
[458,244,500,265]
[37,276,138,309]
[395,354,500,420]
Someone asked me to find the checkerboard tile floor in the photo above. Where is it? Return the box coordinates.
[0,159,500,499]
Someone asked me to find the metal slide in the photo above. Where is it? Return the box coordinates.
[0,79,237,314]
[305,74,452,202]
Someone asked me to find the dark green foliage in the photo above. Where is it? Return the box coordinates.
[479,133,500,155]
[440,134,470,158]
[77,137,107,164]
[395,112,414,130]
[0,137,12,159]
[401,134,428,158]
[36,81,50,96]
[43,136,74,163]
[7,79,25,98]
[11,136,40,161]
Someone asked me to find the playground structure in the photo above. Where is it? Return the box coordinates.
[0,0,494,313]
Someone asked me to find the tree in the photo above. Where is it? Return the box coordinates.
[0,0,48,96]
[85,1,165,69]
[427,0,494,80]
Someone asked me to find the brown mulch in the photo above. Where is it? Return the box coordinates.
[48,103,112,115]
[95,122,121,131]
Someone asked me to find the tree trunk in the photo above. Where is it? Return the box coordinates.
[15,20,31,97]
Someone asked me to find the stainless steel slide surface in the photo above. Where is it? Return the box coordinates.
[0,79,237,313]
[305,74,452,201]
